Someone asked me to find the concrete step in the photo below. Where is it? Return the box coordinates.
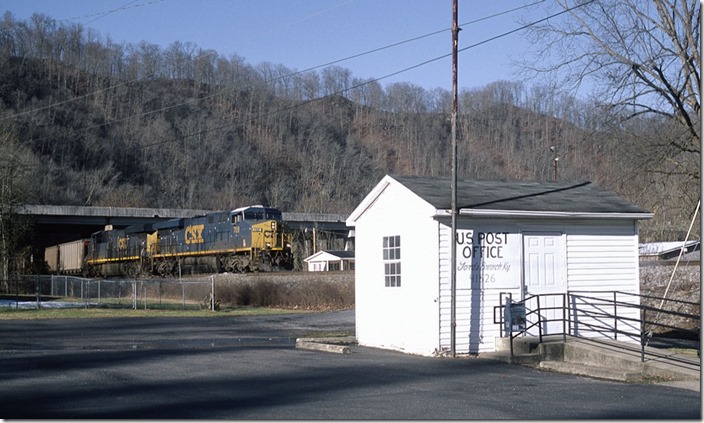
[490,336,700,385]
[510,353,543,365]
[495,336,541,355]
[539,360,643,383]
[295,336,356,354]
[563,342,643,373]
[480,350,543,365]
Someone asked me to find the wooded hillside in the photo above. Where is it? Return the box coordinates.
[0,12,699,242]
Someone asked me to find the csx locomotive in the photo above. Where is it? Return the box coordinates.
[76,205,293,277]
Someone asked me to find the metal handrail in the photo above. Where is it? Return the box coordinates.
[569,290,699,317]
[497,290,700,363]
[524,292,569,342]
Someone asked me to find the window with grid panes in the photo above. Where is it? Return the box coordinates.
[383,235,401,287]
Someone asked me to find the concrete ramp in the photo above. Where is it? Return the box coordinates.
[486,335,700,390]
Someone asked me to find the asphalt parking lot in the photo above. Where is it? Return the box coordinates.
[0,310,700,419]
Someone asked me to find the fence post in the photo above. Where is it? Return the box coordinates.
[567,293,573,337]
[64,276,68,297]
[181,281,185,309]
[509,319,514,363]
[613,291,618,340]
[211,275,215,312]
[36,275,41,309]
[132,280,137,310]
[562,293,566,342]
[640,308,646,362]
[537,295,543,343]
[14,276,18,309]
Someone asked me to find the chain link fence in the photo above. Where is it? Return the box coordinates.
[1,272,355,311]
[1,275,217,311]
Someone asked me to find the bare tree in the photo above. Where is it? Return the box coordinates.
[293,70,321,101]
[524,0,700,176]
[385,82,429,114]
[0,128,39,290]
[321,65,351,97]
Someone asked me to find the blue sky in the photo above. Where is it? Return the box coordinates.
[0,0,551,92]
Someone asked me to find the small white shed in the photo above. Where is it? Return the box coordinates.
[346,175,652,356]
[304,250,355,271]
[639,240,700,261]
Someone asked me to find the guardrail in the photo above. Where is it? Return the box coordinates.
[495,290,700,363]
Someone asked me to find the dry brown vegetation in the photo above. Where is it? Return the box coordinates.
[0,12,697,240]
[640,263,700,334]
[213,272,354,311]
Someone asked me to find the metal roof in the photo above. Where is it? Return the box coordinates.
[390,175,650,215]
[639,240,700,256]
[304,250,356,262]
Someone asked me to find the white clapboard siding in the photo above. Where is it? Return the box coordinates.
[438,224,521,354]
[566,227,640,343]
[566,230,639,290]
[352,180,442,355]
[438,221,642,353]
[569,291,642,342]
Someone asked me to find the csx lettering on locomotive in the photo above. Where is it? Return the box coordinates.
[117,237,128,250]
[185,224,205,244]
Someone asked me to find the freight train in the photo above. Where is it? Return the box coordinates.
[44,205,294,277]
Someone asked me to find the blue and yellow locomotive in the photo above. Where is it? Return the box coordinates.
[84,205,293,277]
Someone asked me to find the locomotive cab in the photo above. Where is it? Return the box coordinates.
[230,206,293,271]
[230,205,282,223]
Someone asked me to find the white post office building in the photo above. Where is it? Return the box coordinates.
[346,175,652,356]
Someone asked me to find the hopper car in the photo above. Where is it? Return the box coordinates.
[44,239,89,274]
[46,205,294,277]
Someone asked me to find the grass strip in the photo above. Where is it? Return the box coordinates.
[0,306,306,320]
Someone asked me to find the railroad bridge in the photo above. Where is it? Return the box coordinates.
[19,205,351,254]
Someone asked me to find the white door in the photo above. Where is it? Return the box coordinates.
[523,233,566,336]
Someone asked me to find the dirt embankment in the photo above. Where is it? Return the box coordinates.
[640,262,700,333]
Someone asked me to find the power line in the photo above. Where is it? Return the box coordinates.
[135,1,597,150]
[2,0,545,125]
[238,0,356,42]
[65,0,166,25]
[458,0,596,54]
[4,0,578,149]
[283,0,547,78]
[343,0,596,95]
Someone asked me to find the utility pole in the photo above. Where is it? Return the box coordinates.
[450,0,459,358]
[550,146,558,181]
[699,4,704,258]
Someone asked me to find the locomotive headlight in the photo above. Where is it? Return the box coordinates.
[271,222,276,230]
[266,242,271,249]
